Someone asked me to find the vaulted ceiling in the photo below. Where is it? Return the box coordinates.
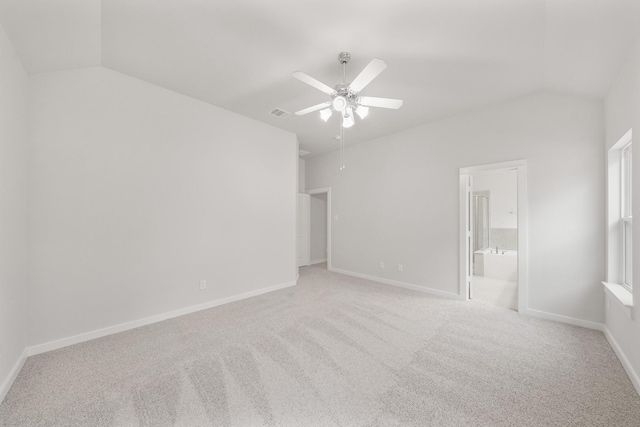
[1,0,639,156]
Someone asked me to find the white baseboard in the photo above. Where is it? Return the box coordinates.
[521,308,604,331]
[27,280,297,357]
[310,258,327,265]
[603,326,640,396]
[329,267,464,300]
[0,349,28,404]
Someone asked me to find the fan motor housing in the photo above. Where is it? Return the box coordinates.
[332,83,358,111]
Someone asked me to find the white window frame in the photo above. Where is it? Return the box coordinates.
[621,142,632,292]
[604,129,633,319]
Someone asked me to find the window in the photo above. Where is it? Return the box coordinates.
[606,129,633,299]
[621,143,632,291]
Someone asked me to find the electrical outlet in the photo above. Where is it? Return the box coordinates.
[199,280,207,290]
[397,264,403,272]
[379,261,384,269]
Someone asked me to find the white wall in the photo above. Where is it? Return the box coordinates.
[473,170,517,229]
[310,193,327,263]
[298,158,305,193]
[307,92,604,323]
[28,67,297,348]
[0,25,28,400]
[604,35,640,390]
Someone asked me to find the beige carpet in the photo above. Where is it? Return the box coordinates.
[1,265,639,426]
[472,275,518,311]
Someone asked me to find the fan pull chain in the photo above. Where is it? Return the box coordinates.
[340,124,345,170]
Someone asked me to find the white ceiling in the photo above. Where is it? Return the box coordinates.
[1,0,639,156]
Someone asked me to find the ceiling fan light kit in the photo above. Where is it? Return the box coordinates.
[292,52,403,168]
[320,108,333,121]
[342,109,355,128]
[332,96,348,112]
[356,105,369,119]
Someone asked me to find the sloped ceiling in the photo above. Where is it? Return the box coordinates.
[1,0,639,156]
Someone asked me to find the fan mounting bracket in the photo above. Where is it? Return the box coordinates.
[338,52,351,64]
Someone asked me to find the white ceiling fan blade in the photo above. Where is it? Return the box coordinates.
[295,101,332,116]
[348,58,387,93]
[292,72,336,96]
[358,96,403,109]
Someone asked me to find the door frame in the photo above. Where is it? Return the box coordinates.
[307,187,332,270]
[459,159,528,312]
[297,193,311,267]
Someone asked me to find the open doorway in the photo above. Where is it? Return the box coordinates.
[471,171,518,310]
[460,160,528,312]
[307,187,331,270]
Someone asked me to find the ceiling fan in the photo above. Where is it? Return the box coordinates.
[292,52,403,129]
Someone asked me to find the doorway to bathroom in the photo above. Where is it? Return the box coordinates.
[459,160,528,312]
